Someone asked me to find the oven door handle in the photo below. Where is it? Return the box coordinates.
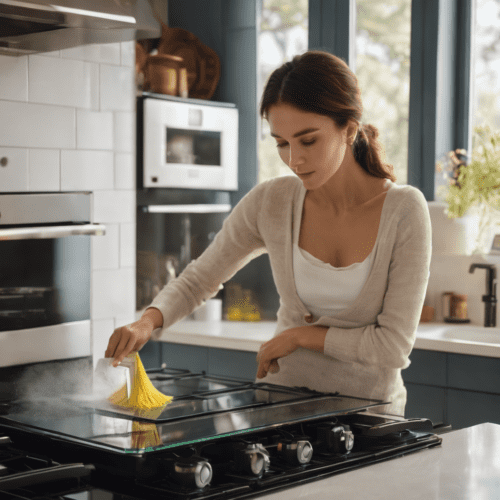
[0,223,106,241]
[0,463,95,490]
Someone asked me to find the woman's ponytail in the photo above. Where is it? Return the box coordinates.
[352,124,396,182]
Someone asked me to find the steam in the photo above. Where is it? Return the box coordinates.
[16,357,101,402]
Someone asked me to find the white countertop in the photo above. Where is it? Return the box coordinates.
[258,423,500,500]
[148,315,500,358]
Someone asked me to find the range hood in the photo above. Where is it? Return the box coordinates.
[0,0,161,56]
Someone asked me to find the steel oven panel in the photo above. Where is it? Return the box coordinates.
[0,320,90,367]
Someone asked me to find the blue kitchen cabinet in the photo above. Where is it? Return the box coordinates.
[142,342,500,429]
[405,383,446,424]
[207,348,258,380]
[447,353,500,394]
[403,349,447,423]
[447,388,500,430]
[403,349,500,429]
[139,338,161,369]
[160,343,209,374]
[141,341,257,381]
[403,350,447,386]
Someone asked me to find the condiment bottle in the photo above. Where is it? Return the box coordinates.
[442,291,454,319]
[450,294,468,320]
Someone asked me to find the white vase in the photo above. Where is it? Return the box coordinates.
[428,201,480,255]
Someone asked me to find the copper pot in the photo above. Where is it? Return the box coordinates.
[145,54,184,96]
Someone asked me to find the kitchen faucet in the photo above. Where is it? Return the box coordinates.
[469,263,497,327]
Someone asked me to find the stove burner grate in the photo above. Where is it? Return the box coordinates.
[0,434,94,500]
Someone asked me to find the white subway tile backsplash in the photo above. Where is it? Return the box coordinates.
[61,43,121,65]
[0,148,28,192]
[92,222,120,270]
[114,112,135,153]
[93,189,135,223]
[120,223,136,268]
[0,55,28,101]
[120,41,135,67]
[114,152,135,189]
[61,150,114,190]
[1,42,137,334]
[28,55,99,109]
[28,149,60,191]
[91,268,135,320]
[77,110,113,150]
[91,319,114,367]
[0,101,75,148]
[89,62,100,111]
[100,64,135,112]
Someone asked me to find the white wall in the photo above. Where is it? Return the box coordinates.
[0,42,137,367]
[426,203,498,326]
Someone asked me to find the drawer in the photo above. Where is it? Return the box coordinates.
[447,388,500,429]
[448,353,500,394]
[208,348,257,381]
[402,349,447,386]
[161,342,209,373]
[405,383,446,424]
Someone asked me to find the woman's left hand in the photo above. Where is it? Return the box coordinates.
[256,325,329,379]
[256,328,300,379]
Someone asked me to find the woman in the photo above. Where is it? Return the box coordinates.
[106,50,431,416]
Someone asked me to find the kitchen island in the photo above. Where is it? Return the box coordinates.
[139,318,500,429]
[258,423,500,500]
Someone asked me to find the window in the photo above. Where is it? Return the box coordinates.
[354,0,412,184]
[471,0,500,148]
[257,0,308,184]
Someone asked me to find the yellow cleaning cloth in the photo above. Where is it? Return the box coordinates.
[108,352,173,410]
[131,421,162,449]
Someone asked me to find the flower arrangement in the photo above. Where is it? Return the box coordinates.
[436,125,500,254]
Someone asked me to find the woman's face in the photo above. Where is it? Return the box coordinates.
[266,103,354,189]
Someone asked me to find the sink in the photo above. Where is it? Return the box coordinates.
[441,326,500,345]
[418,324,500,345]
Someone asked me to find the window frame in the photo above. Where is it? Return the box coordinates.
[307,0,473,201]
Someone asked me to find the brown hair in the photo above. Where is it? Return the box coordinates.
[259,50,396,182]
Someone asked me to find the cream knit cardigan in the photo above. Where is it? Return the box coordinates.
[150,175,432,416]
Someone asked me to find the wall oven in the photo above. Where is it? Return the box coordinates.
[138,92,239,190]
[0,192,105,399]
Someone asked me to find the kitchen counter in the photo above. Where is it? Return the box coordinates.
[150,317,500,358]
[139,316,500,430]
[259,423,500,500]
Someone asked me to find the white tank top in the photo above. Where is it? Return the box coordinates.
[293,243,374,317]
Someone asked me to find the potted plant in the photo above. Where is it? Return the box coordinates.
[436,125,500,254]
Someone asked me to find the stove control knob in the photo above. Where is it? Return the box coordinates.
[174,458,213,489]
[256,443,271,471]
[278,439,313,465]
[316,422,354,454]
[297,440,314,463]
[234,443,271,476]
[341,426,354,452]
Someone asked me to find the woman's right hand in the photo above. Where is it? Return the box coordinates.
[105,307,163,367]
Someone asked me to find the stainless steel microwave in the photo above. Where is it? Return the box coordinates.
[138,93,239,190]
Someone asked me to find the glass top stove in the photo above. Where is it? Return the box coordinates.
[0,370,387,454]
